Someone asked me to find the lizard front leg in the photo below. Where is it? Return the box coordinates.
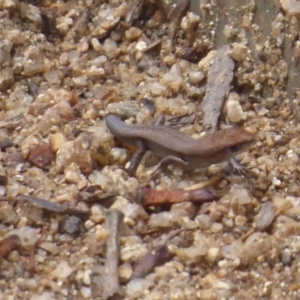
[127,140,147,176]
[151,155,189,175]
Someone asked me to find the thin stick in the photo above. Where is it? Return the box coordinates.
[103,209,124,300]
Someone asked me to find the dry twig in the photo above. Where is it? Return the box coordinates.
[131,227,195,279]
[103,209,124,300]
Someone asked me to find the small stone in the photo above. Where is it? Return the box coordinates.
[280,248,292,266]
[132,73,144,85]
[118,65,132,82]
[3,0,18,9]
[125,27,143,42]
[200,274,230,290]
[181,12,200,31]
[51,260,75,280]
[64,162,82,184]
[211,222,223,233]
[207,247,221,263]
[147,212,173,230]
[84,220,95,231]
[103,38,120,59]
[119,263,133,282]
[78,180,88,190]
[85,66,105,77]
[72,76,88,87]
[39,242,59,255]
[28,88,77,116]
[262,281,273,296]
[126,279,151,299]
[0,202,19,225]
[90,206,105,224]
[120,240,148,262]
[135,41,147,52]
[122,203,148,223]
[31,292,56,300]
[56,16,73,34]
[163,54,176,65]
[109,147,129,166]
[195,215,212,230]
[171,202,195,219]
[49,133,66,152]
[82,270,92,285]
[110,196,130,210]
[80,287,91,299]
[224,92,244,123]
[223,24,235,39]
[174,242,208,264]
[232,258,241,267]
[272,15,285,38]
[94,226,108,241]
[44,70,61,85]
[7,227,39,248]
[217,268,228,278]
[0,68,14,92]
[224,218,234,228]
[20,3,42,23]
[23,50,44,76]
[149,82,167,96]
[56,139,92,175]
[91,38,104,52]
[198,50,217,72]
[228,185,252,206]
[160,70,184,93]
[56,193,73,202]
[229,43,248,62]
[24,278,38,290]
[187,85,204,98]
[60,216,82,235]
[44,101,75,123]
[235,215,247,226]
[242,232,272,263]
[280,0,300,15]
[189,70,205,84]
[77,38,89,53]
[0,48,10,68]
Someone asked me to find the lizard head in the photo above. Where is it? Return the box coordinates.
[221,127,255,153]
[204,127,255,164]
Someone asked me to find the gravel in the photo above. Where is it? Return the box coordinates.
[0,0,300,299]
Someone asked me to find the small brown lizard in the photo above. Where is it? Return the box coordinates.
[105,114,255,176]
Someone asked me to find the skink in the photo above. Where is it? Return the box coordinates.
[105,114,255,176]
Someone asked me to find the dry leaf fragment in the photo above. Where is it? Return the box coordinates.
[28,144,55,168]
[0,235,21,258]
[139,188,215,207]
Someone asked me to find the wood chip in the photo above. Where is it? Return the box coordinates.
[201,45,235,133]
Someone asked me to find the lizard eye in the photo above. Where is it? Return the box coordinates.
[228,145,239,152]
